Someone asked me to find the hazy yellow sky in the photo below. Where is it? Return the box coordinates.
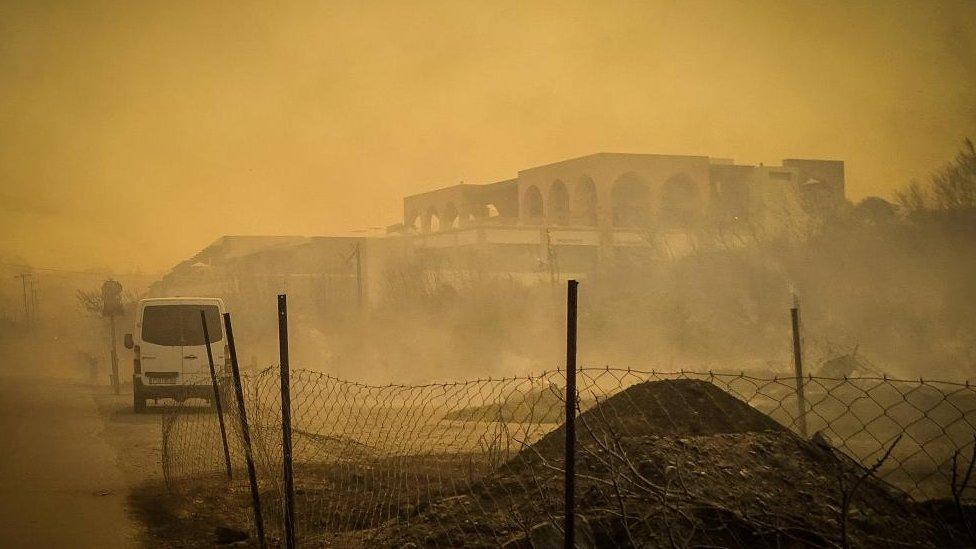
[1,0,974,272]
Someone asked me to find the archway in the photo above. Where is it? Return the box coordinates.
[548,180,569,224]
[442,202,459,229]
[524,185,543,220]
[427,207,441,232]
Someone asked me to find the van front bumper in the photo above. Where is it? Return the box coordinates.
[133,377,216,401]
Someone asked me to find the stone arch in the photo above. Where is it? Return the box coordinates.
[427,206,441,232]
[411,213,423,232]
[548,180,569,224]
[660,174,699,228]
[611,173,651,227]
[443,202,459,229]
[524,185,543,220]
[573,176,597,225]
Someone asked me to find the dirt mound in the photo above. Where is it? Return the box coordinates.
[578,378,784,435]
[371,380,968,548]
[446,378,781,434]
[529,378,784,456]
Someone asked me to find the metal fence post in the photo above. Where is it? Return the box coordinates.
[565,280,578,548]
[109,314,118,394]
[790,305,809,438]
[223,313,266,548]
[278,294,297,549]
[201,310,232,480]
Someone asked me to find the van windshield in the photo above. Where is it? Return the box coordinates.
[141,305,223,346]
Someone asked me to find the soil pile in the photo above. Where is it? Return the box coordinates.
[372,379,970,548]
[531,378,784,456]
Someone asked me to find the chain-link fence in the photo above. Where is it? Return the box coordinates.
[161,367,976,547]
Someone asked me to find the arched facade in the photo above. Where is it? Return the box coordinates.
[442,202,459,229]
[523,185,544,220]
[394,153,841,274]
[548,180,569,224]
[406,154,714,234]
[403,179,520,233]
[513,155,710,230]
[427,207,441,232]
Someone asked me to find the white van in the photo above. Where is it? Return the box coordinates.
[124,297,228,412]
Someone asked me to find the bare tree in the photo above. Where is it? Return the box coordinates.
[895,138,976,215]
[831,435,902,549]
[75,287,139,316]
[932,138,976,211]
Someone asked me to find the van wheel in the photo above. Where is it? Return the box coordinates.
[133,389,147,413]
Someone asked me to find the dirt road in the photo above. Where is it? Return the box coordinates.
[0,376,152,548]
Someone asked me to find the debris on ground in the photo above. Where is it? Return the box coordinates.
[817,351,880,378]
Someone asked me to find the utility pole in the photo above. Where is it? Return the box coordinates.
[14,273,34,324]
[344,242,365,311]
[109,314,119,394]
[541,227,558,286]
[102,279,123,395]
[31,277,37,320]
[355,242,363,310]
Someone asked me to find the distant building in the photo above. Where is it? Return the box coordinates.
[152,153,845,307]
[389,153,845,281]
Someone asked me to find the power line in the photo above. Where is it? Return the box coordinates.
[13,273,35,323]
[0,261,118,276]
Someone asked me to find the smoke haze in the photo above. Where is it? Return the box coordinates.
[1,0,975,272]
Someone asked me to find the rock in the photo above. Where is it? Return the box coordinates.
[214,525,249,545]
[811,430,832,450]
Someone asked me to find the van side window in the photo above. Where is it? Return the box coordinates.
[141,305,223,346]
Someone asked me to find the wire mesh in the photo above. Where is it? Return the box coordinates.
[161,367,976,547]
